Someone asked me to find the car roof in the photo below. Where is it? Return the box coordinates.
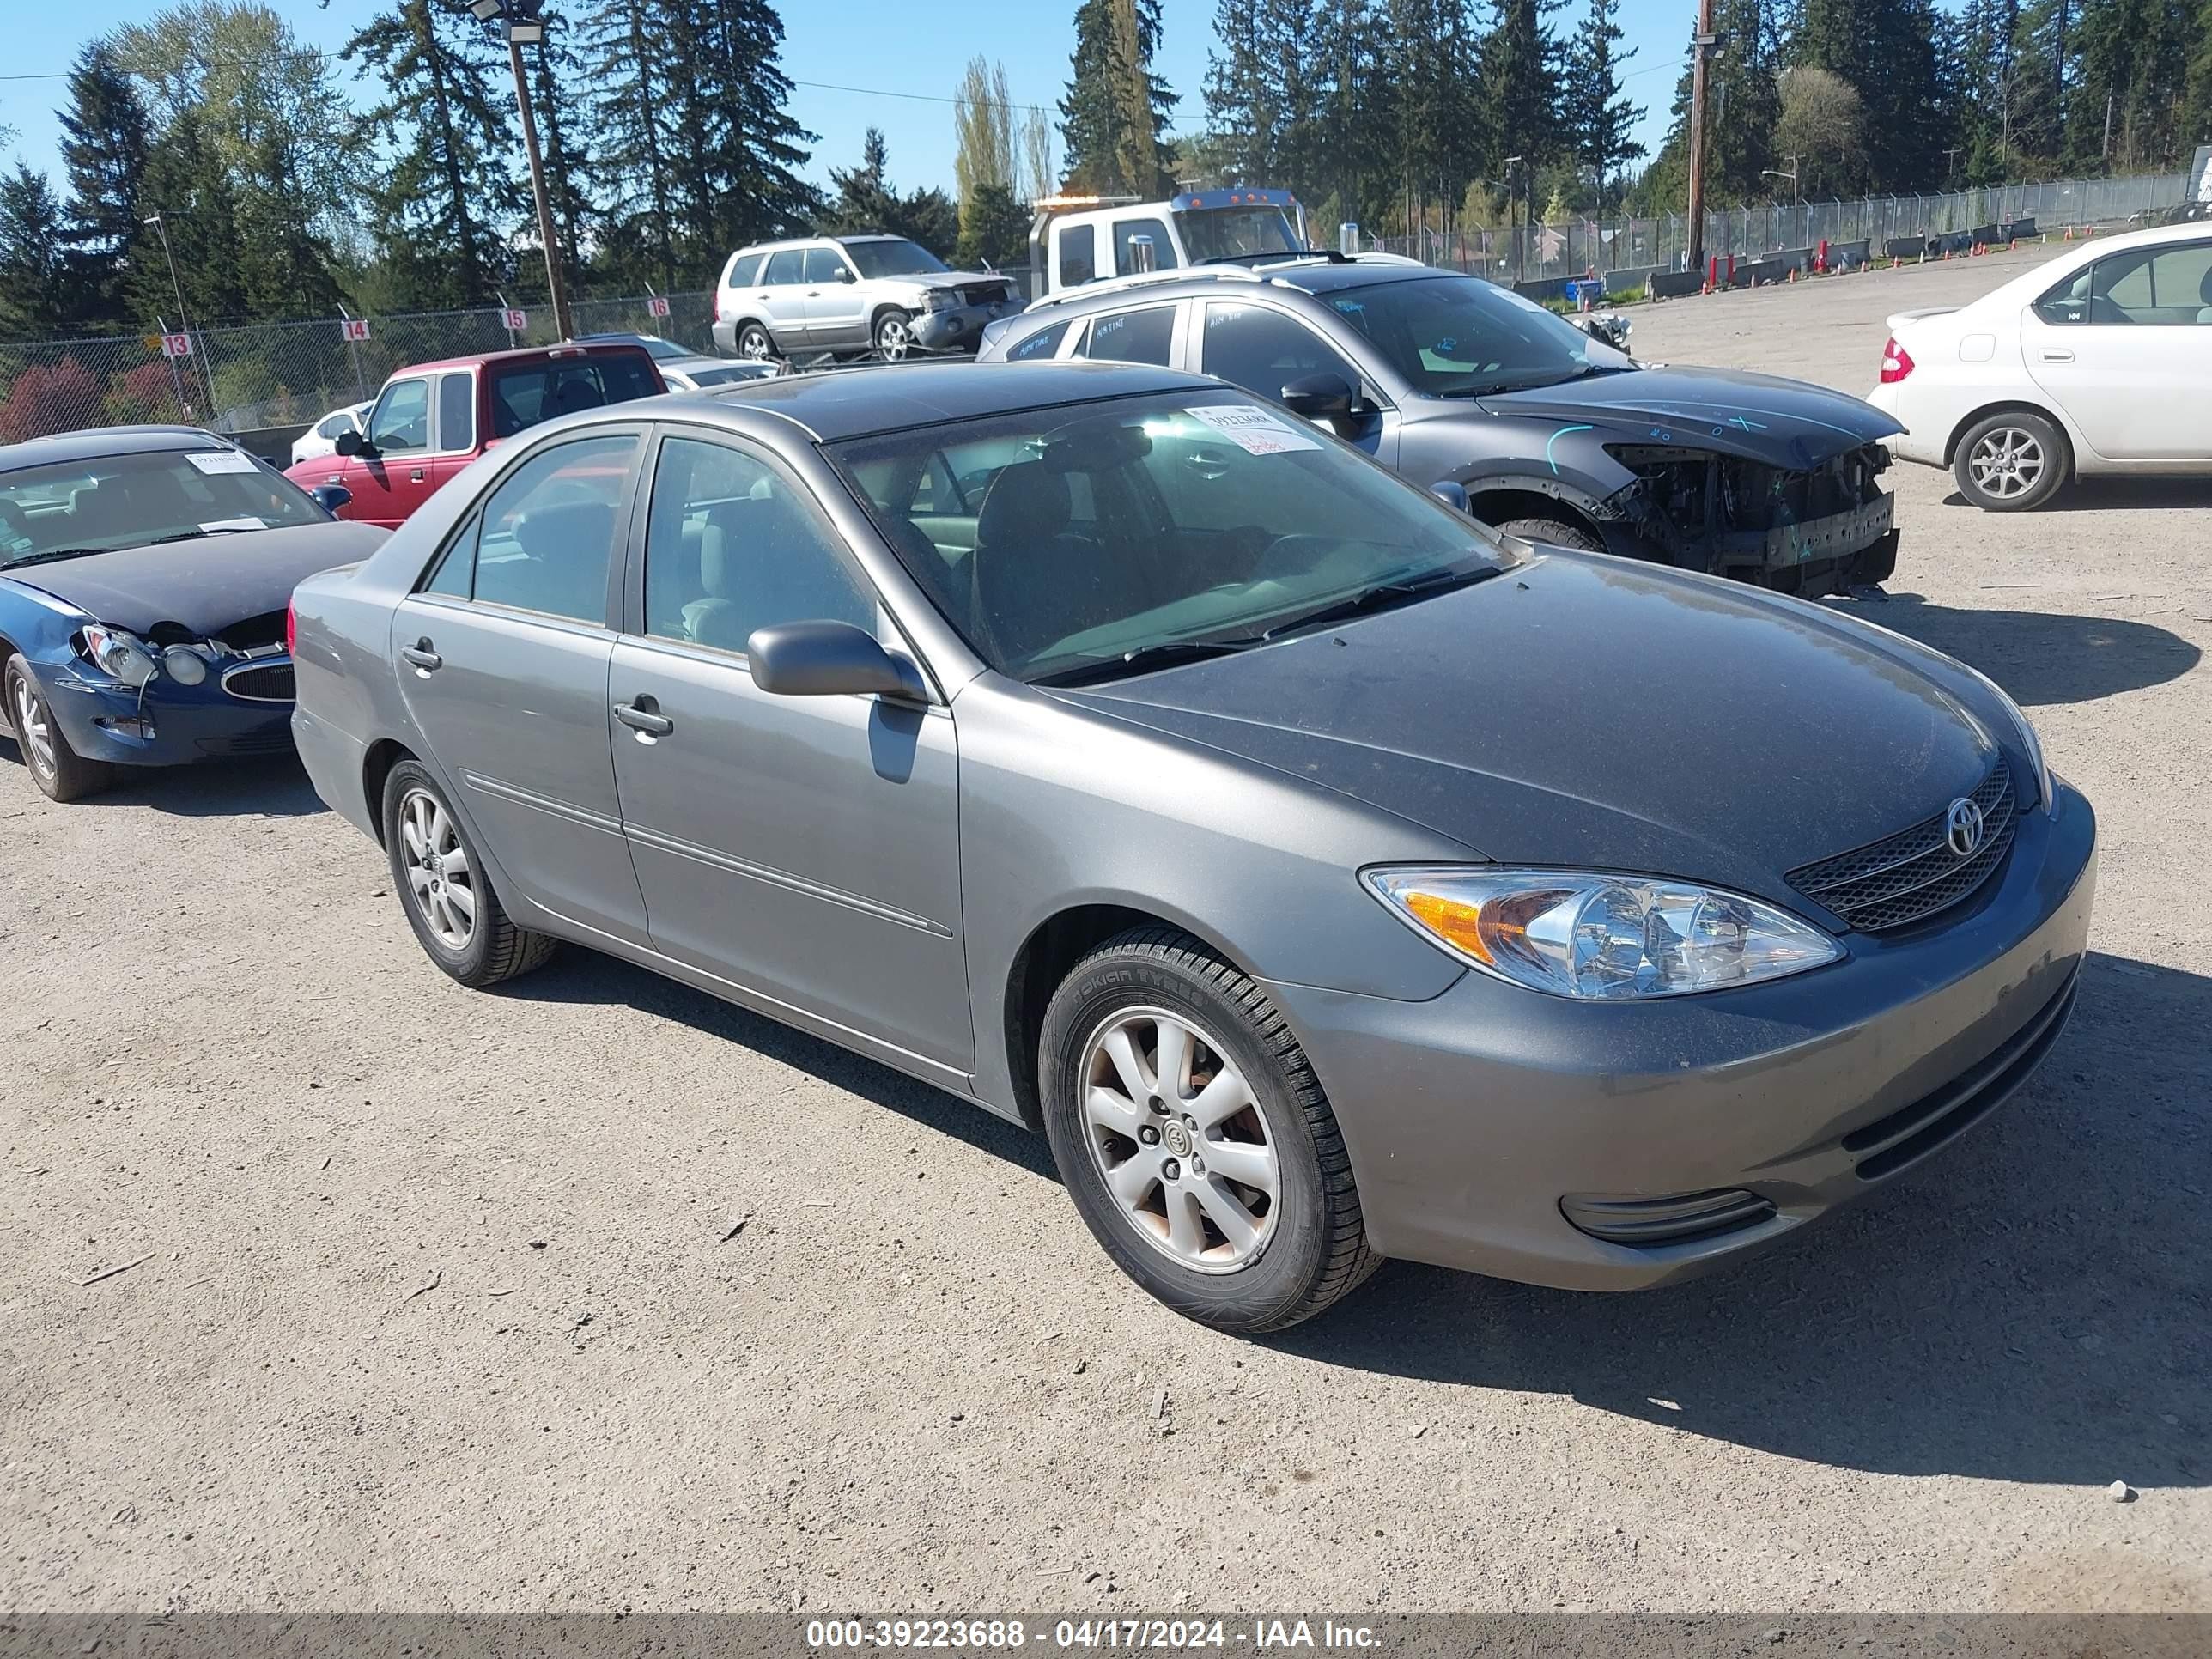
[0,425,233,473]
[393,340,653,375]
[700,360,1214,441]
[1025,257,1456,321]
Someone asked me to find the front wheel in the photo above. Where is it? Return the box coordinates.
[1037,927,1379,1333]
[1490,515,1605,552]
[1954,410,2068,511]
[381,759,556,988]
[5,654,113,803]
[736,322,776,361]
[872,308,914,360]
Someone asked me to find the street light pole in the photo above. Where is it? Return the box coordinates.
[143,213,219,417]
[472,0,574,341]
[1685,0,1719,278]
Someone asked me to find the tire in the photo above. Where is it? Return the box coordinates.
[1953,410,2068,512]
[735,321,776,361]
[872,308,914,360]
[1491,515,1606,552]
[6,653,113,804]
[380,759,556,988]
[1037,926,1379,1334]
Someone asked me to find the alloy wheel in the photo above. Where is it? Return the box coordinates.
[399,787,477,951]
[1078,1006,1279,1273]
[11,674,56,779]
[1967,427,2045,501]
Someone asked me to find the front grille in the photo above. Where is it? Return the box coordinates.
[221,661,295,702]
[1787,760,2016,933]
[1843,971,2078,1181]
[213,610,288,650]
[957,281,1012,307]
[1560,1188,1778,1247]
[195,726,293,757]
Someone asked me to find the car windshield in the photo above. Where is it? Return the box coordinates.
[844,239,951,279]
[635,337,688,362]
[1181,207,1304,262]
[0,447,326,569]
[1323,275,1629,397]
[831,391,1514,684]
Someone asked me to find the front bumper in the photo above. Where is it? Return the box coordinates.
[912,298,1021,353]
[41,660,297,766]
[1267,780,2097,1290]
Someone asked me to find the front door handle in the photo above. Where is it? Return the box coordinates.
[2038,348,2075,362]
[401,639,442,672]
[409,467,426,483]
[614,698,674,738]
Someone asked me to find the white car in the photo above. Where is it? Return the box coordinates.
[1865,220,2212,510]
[291,402,372,468]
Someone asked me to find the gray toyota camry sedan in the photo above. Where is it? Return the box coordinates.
[289,362,2095,1333]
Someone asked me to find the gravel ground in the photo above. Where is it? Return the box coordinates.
[4,246,2207,1615]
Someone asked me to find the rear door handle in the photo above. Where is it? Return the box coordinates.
[2037,348,2075,362]
[614,699,674,738]
[401,640,442,672]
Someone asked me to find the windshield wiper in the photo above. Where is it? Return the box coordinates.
[1031,635,1266,688]
[1256,562,1505,636]
[0,546,112,570]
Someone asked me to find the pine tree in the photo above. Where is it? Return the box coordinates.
[344,0,520,308]
[584,0,681,289]
[126,109,250,327]
[1794,0,1948,187]
[0,167,74,337]
[677,0,819,259]
[1565,0,1644,209]
[2063,0,2196,169]
[1061,0,1179,193]
[55,42,152,327]
[1481,0,1566,177]
[523,13,597,303]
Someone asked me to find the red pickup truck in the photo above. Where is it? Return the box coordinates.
[284,341,665,526]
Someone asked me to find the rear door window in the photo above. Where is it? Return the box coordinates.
[486,355,660,439]
[1076,307,1176,366]
[1006,319,1070,362]
[459,434,641,623]
[1057,223,1097,288]
[434,372,476,453]
[728,252,766,287]
[763,249,806,285]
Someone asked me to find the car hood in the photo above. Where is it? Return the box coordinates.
[880,268,1010,294]
[1477,364,1903,468]
[5,520,389,636]
[1055,551,1997,910]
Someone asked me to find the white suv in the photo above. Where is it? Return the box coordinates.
[711,234,1018,361]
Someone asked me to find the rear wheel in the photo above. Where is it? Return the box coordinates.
[1037,926,1379,1333]
[5,654,113,804]
[1954,410,2067,511]
[381,759,556,988]
[736,321,776,361]
[1491,515,1606,553]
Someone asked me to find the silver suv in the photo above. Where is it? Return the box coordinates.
[711,234,1018,361]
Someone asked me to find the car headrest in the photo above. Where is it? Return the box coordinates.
[698,495,810,598]
[975,462,1072,549]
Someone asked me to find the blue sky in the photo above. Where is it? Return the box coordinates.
[2,0,1687,203]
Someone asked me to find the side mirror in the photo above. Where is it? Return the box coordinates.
[334,428,368,458]
[1430,480,1470,514]
[1279,373,1354,422]
[836,267,856,283]
[310,483,353,515]
[747,621,927,701]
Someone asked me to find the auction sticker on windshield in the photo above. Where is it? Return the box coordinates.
[185,451,259,476]
[1185,404,1322,455]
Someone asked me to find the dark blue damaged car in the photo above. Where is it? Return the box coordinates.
[1,426,386,803]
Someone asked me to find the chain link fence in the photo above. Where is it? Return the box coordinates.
[1369,170,2191,290]
[0,290,717,450]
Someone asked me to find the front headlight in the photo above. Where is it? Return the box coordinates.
[919,288,956,313]
[1364,866,1843,1000]
[80,623,159,688]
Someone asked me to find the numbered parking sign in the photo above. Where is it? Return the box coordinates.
[339,318,371,342]
[646,295,671,319]
[161,332,193,359]
[502,307,528,331]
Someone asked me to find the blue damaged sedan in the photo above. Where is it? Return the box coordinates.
[289,362,2095,1333]
[1,427,385,801]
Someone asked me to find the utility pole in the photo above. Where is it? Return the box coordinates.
[471,0,574,341]
[1504,156,1524,284]
[1685,0,1721,279]
[143,213,219,418]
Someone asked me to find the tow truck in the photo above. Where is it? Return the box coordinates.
[1027,188,1314,297]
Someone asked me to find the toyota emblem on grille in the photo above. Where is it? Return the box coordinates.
[1946,797,1985,859]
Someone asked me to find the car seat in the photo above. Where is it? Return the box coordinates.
[679,495,866,653]
[967,461,1112,661]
